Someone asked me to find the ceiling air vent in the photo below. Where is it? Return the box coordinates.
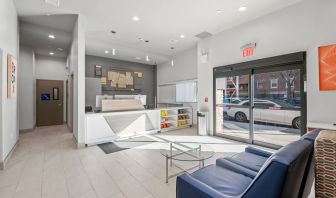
[195,31,212,39]
[45,0,60,7]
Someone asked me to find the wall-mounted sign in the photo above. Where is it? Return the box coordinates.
[7,54,17,98]
[41,93,50,101]
[241,42,256,58]
[201,49,209,63]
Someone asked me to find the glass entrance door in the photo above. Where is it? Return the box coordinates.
[215,73,251,142]
[253,69,301,146]
[215,67,304,148]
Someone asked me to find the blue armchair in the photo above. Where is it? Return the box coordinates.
[176,139,313,198]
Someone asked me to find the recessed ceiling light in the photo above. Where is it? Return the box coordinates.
[112,49,116,55]
[238,6,247,12]
[48,34,55,39]
[180,34,185,38]
[171,59,174,67]
[135,57,141,60]
[170,47,175,50]
[133,16,140,21]
[216,9,225,14]
[110,30,117,34]
[104,50,109,54]
[57,48,63,51]
[49,52,54,55]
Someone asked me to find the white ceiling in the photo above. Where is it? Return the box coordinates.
[14,0,303,64]
[19,15,77,58]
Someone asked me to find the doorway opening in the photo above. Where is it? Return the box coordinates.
[213,52,306,149]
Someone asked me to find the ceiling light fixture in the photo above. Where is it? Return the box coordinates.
[171,59,174,67]
[57,48,63,51]
[49,52,54,55]
[48,34,55,39]
[133,16,140,21]
[216,9,225,14]
[110,30,117,34]
[146,56,150,62]
[104,50,109,54]
[180,34,185,38]
[112,49,116,55]
[238,6,247,12]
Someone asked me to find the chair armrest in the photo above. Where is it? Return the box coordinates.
[177,174,232,198]
[245,146,273,158]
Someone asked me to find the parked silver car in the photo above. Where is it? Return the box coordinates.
[226,99,301,129]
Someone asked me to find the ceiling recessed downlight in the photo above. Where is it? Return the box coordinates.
[180,34,185,38]
[104,50,109,54]
[133,16,140,21]
[49,52,54,55]
[48,34,55,39]
[238,6,247,12]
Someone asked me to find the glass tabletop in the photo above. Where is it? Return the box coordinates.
[160,142,215,161]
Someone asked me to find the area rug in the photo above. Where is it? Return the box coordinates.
[98,136,157,154]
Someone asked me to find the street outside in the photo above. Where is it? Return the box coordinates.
[217,119,300,146]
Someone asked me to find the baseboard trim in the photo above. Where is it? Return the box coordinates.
[0,141,18,170]
[19,127,35,134]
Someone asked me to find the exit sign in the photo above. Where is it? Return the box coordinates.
[241,42,256,57]
[243,47,254,57]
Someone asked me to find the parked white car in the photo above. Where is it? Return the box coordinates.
[226,99,301,128]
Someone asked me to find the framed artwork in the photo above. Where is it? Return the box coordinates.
[7,54,17,98]
[319,45,336,91]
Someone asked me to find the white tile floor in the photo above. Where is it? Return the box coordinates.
[0,125,249,198]
[0,125,311,198]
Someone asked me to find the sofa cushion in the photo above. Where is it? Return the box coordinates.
[217,152,268,172]
[191,164,253,196]
[215,158,258,178]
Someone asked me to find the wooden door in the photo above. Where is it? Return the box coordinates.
[36,79,64,126]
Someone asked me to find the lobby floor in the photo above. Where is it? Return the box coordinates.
[0,125,310,198]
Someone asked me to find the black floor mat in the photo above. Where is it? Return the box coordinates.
[98,136,157,154]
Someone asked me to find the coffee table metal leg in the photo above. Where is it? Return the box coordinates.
[166,156,168,183]
[170,143,172,167]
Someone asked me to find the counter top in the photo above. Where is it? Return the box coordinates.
[307,122,336,131]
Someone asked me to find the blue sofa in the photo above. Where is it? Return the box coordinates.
[176,132,318,198]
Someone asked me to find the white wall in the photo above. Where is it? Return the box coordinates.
[18,46,35,130]
[197,0,336,134]
[0,0,19,163]
[68,15,85,146]
[35,54,68,122]
[157,47,198,123]
[157,47,197,85]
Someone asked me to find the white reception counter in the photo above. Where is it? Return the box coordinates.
[85,109,161,146]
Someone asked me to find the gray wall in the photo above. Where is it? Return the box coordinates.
[85,55,157,106]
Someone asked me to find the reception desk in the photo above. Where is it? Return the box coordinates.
[85,109,161,145]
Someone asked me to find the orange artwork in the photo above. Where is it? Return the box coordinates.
[319,45,336,91]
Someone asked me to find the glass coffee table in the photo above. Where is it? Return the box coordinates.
[160,142,214,183]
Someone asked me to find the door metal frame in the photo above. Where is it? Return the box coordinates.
[213,52,307,149]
